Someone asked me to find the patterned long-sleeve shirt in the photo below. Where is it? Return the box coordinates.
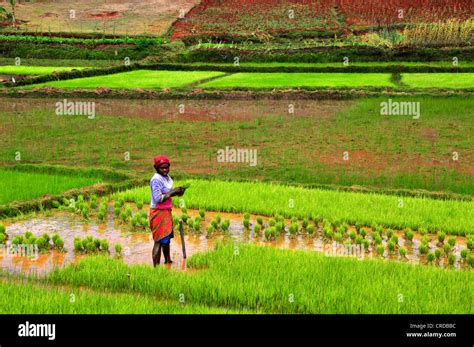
[150,173,174,209]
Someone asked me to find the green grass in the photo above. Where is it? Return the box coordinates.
[199,73,395,88]
[0,66,84,75]
[115,179,474,235]
[0,169,102,205]
[402,73,474,89]
[0,280,243,314]
[46,243,474,314]
[26,70,226,89]
[0,96,472,195]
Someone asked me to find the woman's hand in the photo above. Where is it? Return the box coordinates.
[175,187,186,196]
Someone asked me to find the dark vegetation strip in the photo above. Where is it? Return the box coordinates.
[2,88,473,100]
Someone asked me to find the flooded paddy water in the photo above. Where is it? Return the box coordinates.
[0,204,470,275]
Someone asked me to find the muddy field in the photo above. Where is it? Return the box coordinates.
[2,0,200,35]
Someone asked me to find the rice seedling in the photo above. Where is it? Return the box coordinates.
[390,235,398,244]
[355,236,364,245]
[289,223,298,237]
[114,207,121,217]
[335,232,343,243]
[348,231,356,241]
[460,249,468,259]
[264,227,277,241]
[81,206,90,220]
[140,217,149,229]
[399,247,407,258]
[97,210,106,222]
[136,200,144,210]
[421,235,430,245]
[301,218,308,229]
[307,224,315,236]
[467,255,474,267]
[181,213,189,223]
[359,228,367,238]
[404,228,414,242]
[418,244,429,255]
[437,231,446,243]
[74,236,109,254]
[211,219,219,229]
[243,219,250,230]
[427,253,435,263]
[275,222,284,234]
[199,209,205,219]
[444,244,452,255]
[434,249,442,260]
[221,219,231,233]
[25,231,33,239]
[243,213,250,220]
[120,212,128,223]
[376,246,385,257]
[253,224,261,236]
[268,218,276,227]
[388,241,396,254]
[256,217,263,226]
[468,238,474,250]
[419,228,428,236]
[0,224,5,235]
[448,237,456,248]
[207,224,215,237]
[0,234,6,244]
[52,200,61,208]
[125,207,133,218]
[373,235,383,246]
[386,229,394,239]
[448,254,456,266]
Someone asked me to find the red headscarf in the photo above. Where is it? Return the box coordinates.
[154,155,170,167]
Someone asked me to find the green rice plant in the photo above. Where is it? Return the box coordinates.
[52,200,61,208]
[359,228,367,238]
[136,200,144,210]
[97,210,106,222]
[74,238,83,253]
[0,234,6,244]
[275,222,284,233]
[419,228,428,236]
[140,217,148,229]
[243,219,250,230]
[181,207,188,214]
[52,234,64,251]
[82,206,90,219]
[211,219,219,229]
[443,243,452,255]
[120,211,128,223]
[391,235,398,244]
[114,207,121,217]
[115,243,122,258]
[467,255,474,267]
[468,238,474,250]
[243,213,250,220]
[388,241,396,254]
[362,239,370,252]
[289,223,298,236]
[448,254,456,266]
[77,195,84,203]
[291,217,298,224]
[421,235,430,244]
[386,229,394,239]
[376,245,385,257]
[419,244,429,255]
[199,209,205,218]
[307,224,315,236]
[100,239,109,253]
[0,223,5,235]
[434,249,442,260]
[399,247,407,258]
[125,207,132,218]
[437,231,446,243]
[264,227,276,241]
[90,200,97,210]
[355,236,364,245]
[355,222,362,232]
[427,252,435,263]
[207,224,215,236]
[447,237,456,247]
[348,231,356,241]
[268,218,276,227]
[42,233,50,243]
[254,224,261,236]
[301,218,308,229]
[256,217,263,226]
[181,214,188,223]
[25,231,33,240]
[221,219,230,232]
[460,249,468,259]
[373,235,382,245]
[11,235,23,245]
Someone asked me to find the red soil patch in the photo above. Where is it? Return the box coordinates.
[85,11,121,19]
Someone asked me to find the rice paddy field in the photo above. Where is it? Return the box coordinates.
[0,2,473,340]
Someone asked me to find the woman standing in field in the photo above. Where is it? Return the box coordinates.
[149,156,185,267]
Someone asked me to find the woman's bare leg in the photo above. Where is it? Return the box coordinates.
[152,242,162,267]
